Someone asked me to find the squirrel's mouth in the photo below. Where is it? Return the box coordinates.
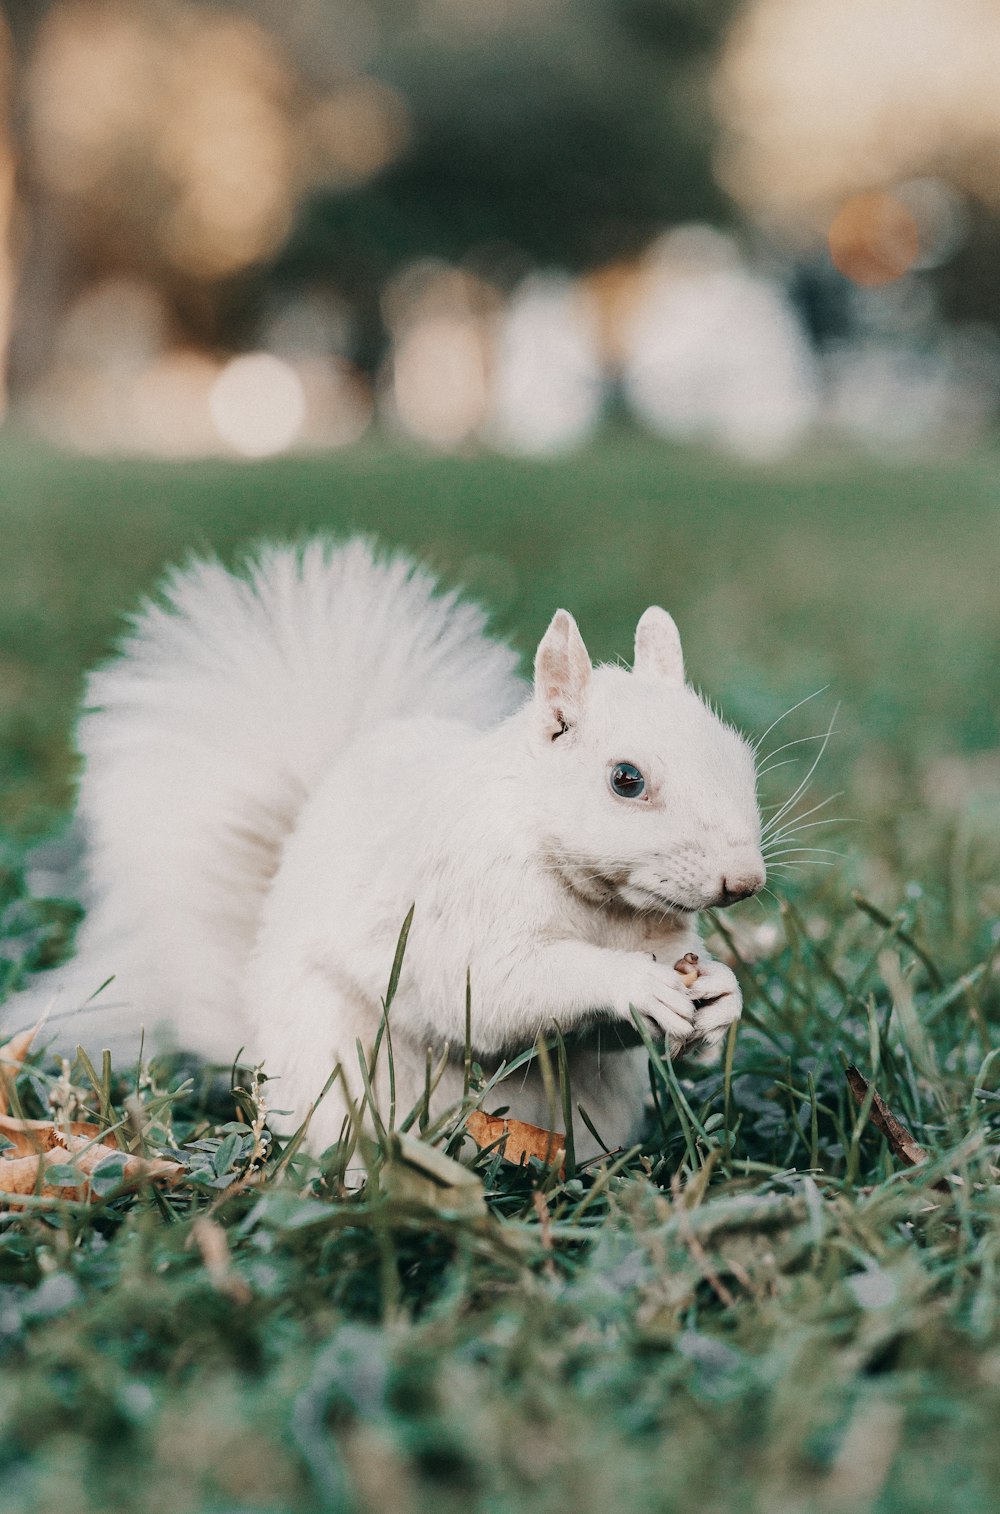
[619,882,695,916]
[551,857,693,918]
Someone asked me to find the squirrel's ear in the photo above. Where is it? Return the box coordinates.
[534,609,592,739]
[634,606,684,685]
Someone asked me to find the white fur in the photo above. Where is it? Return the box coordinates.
[7,539,765,1161]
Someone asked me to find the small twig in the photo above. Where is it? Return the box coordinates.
[845,1065,928,1166]
[845,1065,956,1196]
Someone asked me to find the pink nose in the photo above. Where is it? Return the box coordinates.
[716,871,765,907]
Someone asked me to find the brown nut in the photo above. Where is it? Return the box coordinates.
[674,951,700,989]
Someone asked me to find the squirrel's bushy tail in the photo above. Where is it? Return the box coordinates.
[16,539,522,1059]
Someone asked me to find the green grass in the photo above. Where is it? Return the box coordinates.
[0,431,999,1514]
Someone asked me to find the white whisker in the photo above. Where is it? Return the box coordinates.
[751,686,829,755]
[764,789,845,838]
[765,816,850,847]
[756,758,801,781]
[765,862,839,876]
[761,708,839,838]
[756,730,834,768]
[765,847,845,861]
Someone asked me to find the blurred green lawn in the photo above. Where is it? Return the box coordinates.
[2,431,998,837]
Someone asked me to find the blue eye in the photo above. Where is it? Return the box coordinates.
[610,762,646,799]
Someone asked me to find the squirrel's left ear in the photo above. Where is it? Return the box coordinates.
[634,606,684,685]
[534,609,592,740]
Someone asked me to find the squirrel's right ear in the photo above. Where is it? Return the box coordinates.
[633,606,684,686]
[534,609,592,740]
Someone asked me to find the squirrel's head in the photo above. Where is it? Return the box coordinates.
[531,606,764,916]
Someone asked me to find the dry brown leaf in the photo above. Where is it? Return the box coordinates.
[0,1138,182,1207]
[0,1112,102,1156]
[0,1023,40,1116]
[56,1133,181,1182]
[0,1027,187,1209]
[0,1024,185,1207]
[466,1109,565,1174]
[846,1065,929,1166]
[0,1150,72,1199]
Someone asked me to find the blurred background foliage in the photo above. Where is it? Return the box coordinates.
[0,0,997,458]
[2,0,731,413]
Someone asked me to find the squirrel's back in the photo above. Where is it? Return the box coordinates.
[34,538,522,1056]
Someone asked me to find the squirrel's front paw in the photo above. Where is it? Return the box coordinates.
[622,956,696,1052]
[689,960,743,1047]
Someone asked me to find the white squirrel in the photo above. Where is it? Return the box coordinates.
[12,538,765,1160]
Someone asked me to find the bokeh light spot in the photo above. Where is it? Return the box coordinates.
[308,80,411,187]
[392,314,489,449]
[209,353,306,457]
[828,191,921,286]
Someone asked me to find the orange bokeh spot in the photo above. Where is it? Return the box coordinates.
[827,191,920,286]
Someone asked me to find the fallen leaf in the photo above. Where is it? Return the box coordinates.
[846,1065,929,1166]
[0,1023,41,1116]
[0,1112,102,1156]
[466,1110,566,1174]
[0,1026,184,1207]
[0,1140,182,1207]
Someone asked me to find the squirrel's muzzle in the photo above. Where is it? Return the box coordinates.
[712,866,766,908]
